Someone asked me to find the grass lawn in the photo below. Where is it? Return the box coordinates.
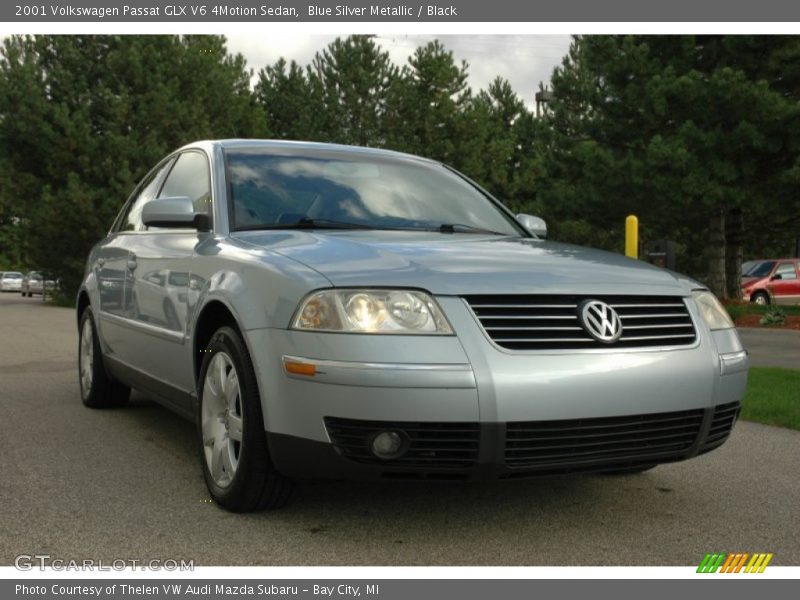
[741,367,800,430]
[725,302,800,321]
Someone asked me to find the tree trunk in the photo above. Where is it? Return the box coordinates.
[706,209,726,298]
[725,207,744,300]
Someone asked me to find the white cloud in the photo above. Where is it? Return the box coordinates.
[224,34,572,108]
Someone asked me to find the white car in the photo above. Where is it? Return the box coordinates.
[0,271,23,292]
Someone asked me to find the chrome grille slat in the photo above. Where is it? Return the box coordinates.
[465,294,697,350]
[609,303,685,308]
[620,334,696,341]
[492,337,595,343]
[623,323,695,330]
[469,304,578,309]
[485,326,584,331]
[619,313,689,319]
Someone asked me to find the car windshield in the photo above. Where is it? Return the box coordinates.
[4,272,22,279]
[225,149,523,236]
[746,261,776,278]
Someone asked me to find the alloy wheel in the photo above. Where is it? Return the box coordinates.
[201,352,243,488]
[79,318,94,398]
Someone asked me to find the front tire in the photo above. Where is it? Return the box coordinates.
[78,307,131,408]
[752,291,770,305]
[197,326,292,512]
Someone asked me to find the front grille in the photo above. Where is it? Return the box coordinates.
[505,408,705,469]
[700,401,740,453]
[465,294,696,350]
[324,417,480,469]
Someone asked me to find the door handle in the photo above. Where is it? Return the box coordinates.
[127,257,138,271]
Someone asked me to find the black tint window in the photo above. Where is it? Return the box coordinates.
[119,159,175,232]
[159,151,211,217]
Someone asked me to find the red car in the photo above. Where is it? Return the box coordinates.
[741,258,800,305]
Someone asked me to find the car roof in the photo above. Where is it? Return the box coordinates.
[179,139,439,165]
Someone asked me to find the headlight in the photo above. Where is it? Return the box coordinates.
[692,290,734,330]
[291,289,453,334]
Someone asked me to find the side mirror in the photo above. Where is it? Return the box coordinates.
[142,197,210,231]
[516,213,547,238]
[770,273,783,281]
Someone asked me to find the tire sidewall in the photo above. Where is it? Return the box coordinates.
[78,308,99,404]
[196,326,266,505]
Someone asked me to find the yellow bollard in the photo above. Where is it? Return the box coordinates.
[625,215,639,259]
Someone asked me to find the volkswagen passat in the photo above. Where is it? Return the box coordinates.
[77,140,748,511]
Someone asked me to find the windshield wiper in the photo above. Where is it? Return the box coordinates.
[237,218,380,232]
[435,223,509,235]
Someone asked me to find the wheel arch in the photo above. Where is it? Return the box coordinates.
[192,298,247,386]
[76,288,91,328]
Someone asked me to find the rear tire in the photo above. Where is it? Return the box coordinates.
[197,326,292,512]
[78,307,130,408]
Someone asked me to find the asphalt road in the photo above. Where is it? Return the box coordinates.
[738,327,800,369]
[1,292,799,566]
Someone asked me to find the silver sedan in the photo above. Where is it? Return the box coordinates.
[77,140,748,511]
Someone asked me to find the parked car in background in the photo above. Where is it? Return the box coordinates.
[741,259,800,305]
[21,271,44,297]
[77,140,749,512]
[0,271,23,292]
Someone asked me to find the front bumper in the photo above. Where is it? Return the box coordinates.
[245,296,748,480]
[267,401,741,480]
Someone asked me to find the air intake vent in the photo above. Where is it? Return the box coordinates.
[700,402,740,453]
[324,418,480,469]
[505,408,704,469]
[465,294,696,350]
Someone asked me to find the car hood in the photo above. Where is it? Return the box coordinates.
[234,231,690,296]
[741,276,764,287]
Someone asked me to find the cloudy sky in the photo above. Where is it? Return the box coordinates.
[225,34,573,108]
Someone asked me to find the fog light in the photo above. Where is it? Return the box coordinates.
[370,431,406,460]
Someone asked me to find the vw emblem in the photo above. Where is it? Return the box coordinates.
[578,300,623,343]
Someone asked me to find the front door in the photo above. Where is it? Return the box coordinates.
[119,150,213,398]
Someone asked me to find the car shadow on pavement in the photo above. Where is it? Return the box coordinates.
[122,391,655,523]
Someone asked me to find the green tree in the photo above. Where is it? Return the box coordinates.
[255,57,325,140]
[385,40,472,164]
[0,35,264,297]
[541,35,800,296]
[311,35,398,146]
[464,77,543,209]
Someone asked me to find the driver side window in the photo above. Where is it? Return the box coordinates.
[775,263,798,280]
[159,151,212,220]
[118,158,175,232]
